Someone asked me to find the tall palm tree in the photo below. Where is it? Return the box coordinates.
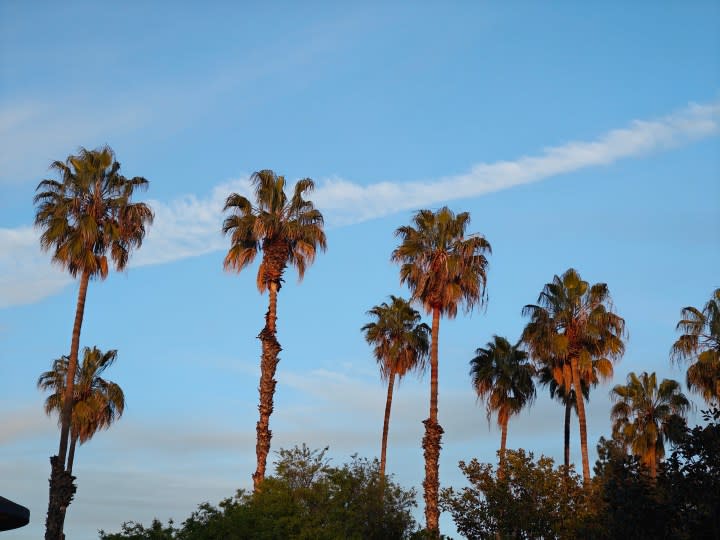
[522,268,625,484]
[38,347,125,475]
[536,356,612,469]
[34,146,152,540]
[610,371,690,479]
[362,296,430,479]
[391,207,491,533]
[470,336,535,475]
[222,170,326,491]
[671,288,720,404]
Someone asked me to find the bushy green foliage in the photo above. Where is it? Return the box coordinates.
[99,445,417,540]
[592,409,720,539]
[441,449,597,539]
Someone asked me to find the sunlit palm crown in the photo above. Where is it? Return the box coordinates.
[522,268,626,375]
[470,336,536,426]
[610,371,690,461]
[222,170,327,292]
[671,288,720,403]
[34,146,154,279]
[37,347,125,444]
[391,207,491,317]
[362,295,431,381]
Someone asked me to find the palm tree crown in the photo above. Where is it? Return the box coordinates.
[38,347,125,473]
[470,336,536,468]
[610,371,690,479]
[522,268,626,483]
[222,170,326,290]
[392,207,491,317]
[34,146,153,279]
[671,288,720,404]
[362,295,430,381]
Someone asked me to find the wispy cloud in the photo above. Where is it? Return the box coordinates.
[313,100,720,225]
[2,100,718,308]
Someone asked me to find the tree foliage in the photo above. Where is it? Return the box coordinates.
[441,450,596,539]
[37,346,125,472]
[671,288,720,404]
[610,371,689,478]
[99,445,417,540]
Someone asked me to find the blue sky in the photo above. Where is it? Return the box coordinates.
[1,2,719,538]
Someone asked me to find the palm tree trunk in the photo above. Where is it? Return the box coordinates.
[564,398,571,470]
[45,456,76,540]
[58,269,90,465]
[253,280,282,492]
[499,416,508,479]
[649,449,657,481]
[46,270,89,540]
[570,357,591,484]
[380,371,396,480]
[422,306,443,535]
[67,433,78,475]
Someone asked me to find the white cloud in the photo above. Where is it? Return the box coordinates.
[312,100,720,225]
[2,100,718,308]
[0,226,70,308]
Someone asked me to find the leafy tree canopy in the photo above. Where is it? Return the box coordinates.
[99,445,417,540]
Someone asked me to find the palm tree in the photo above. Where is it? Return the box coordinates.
[536,356,612,469]
[34,146,152,540]
[470,336,535,475]
[362,296,430,479]
[522,268,625,484]
[671,288,720,404]
[38,347,125,475]
[391,207,491,533]
[610,371,690,479]
[222,170,326,491]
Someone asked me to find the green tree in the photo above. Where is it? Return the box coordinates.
[470,336,535,475]
[222,170,326,491]
[441,450,596,539]
[392,207,491,534]
[99,445,418,540]
[362,296,430,479]
[38,346,125,474]
[671,288,720,404]
[34,146,152,540]
[522,268,625,484]
[610,371,690,479]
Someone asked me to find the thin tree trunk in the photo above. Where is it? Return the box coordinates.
[423,306,443,535]
[499,416,508,479]
[570,357,590,484]
[67,434,78,475]
[564,398,571,470]
[58,270,90,465]
[253,280,281,492]
[46,270,89,540]
[380,371,396,480]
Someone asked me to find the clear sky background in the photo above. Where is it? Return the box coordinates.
[1,2,719,538]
